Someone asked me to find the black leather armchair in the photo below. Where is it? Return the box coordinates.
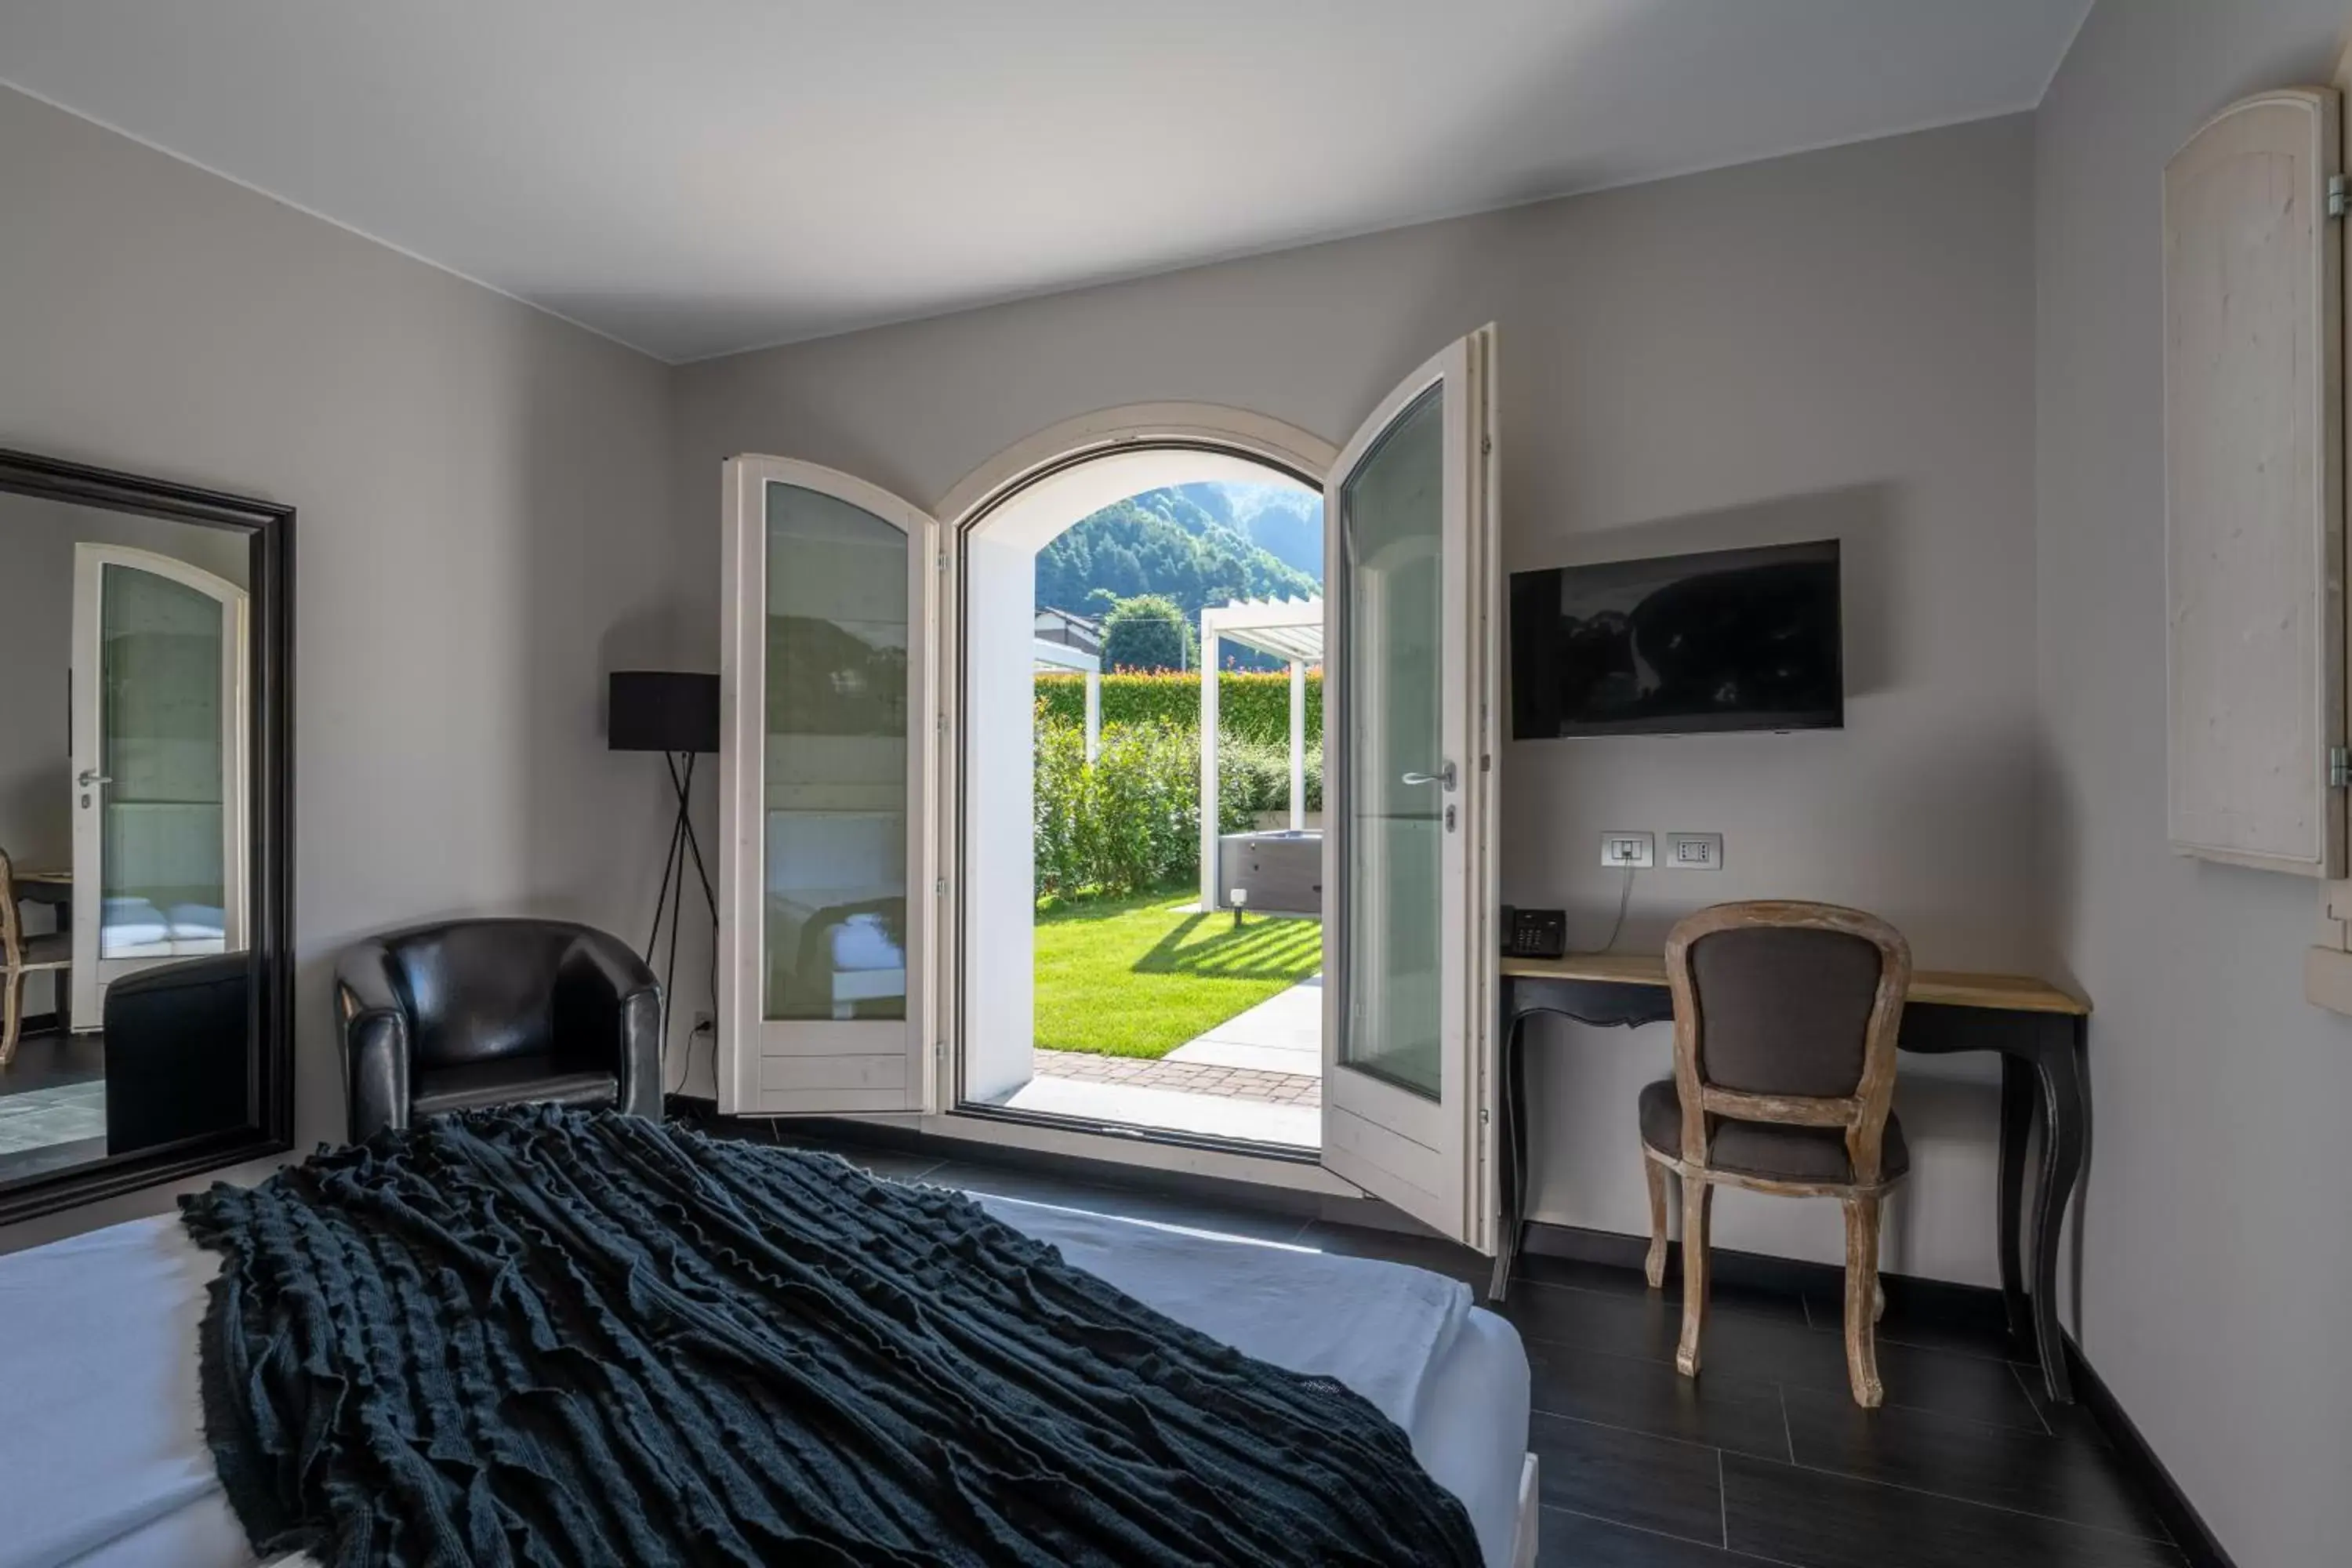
[336,918,662,1144]
[104,952,252,1156]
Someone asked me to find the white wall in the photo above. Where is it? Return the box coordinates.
[2035,4,2352,1563]
[675,114,2042,1284]
[0,84,696,1251]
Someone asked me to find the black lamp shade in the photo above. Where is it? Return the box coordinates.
[608,671,720,753]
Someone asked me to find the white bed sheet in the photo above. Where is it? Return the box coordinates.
[1,1197,1528,1568]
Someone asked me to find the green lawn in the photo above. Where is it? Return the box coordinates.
[1034,891,1322,1058]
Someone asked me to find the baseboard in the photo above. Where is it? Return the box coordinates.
[2062,1333,2236,1568]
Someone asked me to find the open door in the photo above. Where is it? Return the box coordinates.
[69,545,249,1024]
[718,456,937,1116]
[1320,327,1501,1247]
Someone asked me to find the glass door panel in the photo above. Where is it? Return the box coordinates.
[719,455,933,1119]
[1319,326,1498,1248]
[1338,385,1447,1099]
[97,564,228,960]
[71,544,248,1025]
[761,481,911,1023]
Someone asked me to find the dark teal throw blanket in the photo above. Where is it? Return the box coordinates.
[180,1107,1483,1566]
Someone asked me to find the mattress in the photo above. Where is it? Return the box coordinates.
[0,1189,1530,1568]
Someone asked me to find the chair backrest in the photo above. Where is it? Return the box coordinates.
[1662,901,1911,1186]
[377,920,591,1069]
[0,846,21,968]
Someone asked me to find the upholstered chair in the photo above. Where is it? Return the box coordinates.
[336,919,661,1144]
[1,847,71,1067]
[1639,900,1911,1406]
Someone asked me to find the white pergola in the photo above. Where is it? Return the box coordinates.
[1199,596,1325,911]
[1034,637,1102,760]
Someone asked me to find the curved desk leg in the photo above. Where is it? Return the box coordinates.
[1488,1008,1528,1303]
[1998,1054,2033,1344]
[2029,1016,2088,1404]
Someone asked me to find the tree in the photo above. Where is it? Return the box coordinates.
[1101,594,1196,673]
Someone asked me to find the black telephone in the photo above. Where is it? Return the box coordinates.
[1503,906,1567,960]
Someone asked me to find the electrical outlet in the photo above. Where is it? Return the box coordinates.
[1665,832,1723,870]
[1599,831,1654,869]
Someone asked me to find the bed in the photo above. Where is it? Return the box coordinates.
[0,1164,1536,1568]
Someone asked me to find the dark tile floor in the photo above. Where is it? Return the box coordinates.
[0,1028,104,1095]
[753,1123,2184,1568]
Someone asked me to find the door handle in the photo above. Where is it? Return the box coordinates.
[1401,761,1458,790]
[76,770,112,787]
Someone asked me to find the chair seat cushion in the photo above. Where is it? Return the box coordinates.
[411,1057,618,1119]
[1639,1079,1908,1186]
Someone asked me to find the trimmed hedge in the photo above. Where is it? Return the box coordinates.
[1036,670,1323,749]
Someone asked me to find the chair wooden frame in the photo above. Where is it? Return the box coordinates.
[1642,899,1912,1406]
[1,847,73,1068]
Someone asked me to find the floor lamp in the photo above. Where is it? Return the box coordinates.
[608,670,720,1091]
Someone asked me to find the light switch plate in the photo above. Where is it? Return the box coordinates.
[1600,831,1654,869]
[1666,832,1723,870]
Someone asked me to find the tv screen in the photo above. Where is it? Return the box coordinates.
[1510,539,1843,738]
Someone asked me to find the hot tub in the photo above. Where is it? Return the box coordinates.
[1218,829,1323,917]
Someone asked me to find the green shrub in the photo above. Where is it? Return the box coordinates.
[1218,733,1323,816]
[1035,670,1322,748]
[1034,710,1294,900]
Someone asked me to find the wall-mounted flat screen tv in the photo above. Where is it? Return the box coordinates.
[1510,539,1843,738]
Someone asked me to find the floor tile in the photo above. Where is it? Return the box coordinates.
[1722,1452,2187,1568]
[1798,1277,2028,1364]
[1504,1276,2037,1434]
[1530,1412,1726,1548]
[1677,1300,2048,1433]
[1522,1338,1791,1461]
[1516,1250,1813,1329]
[1777,1385,2169,1541]
[1537,1508,1782,1566]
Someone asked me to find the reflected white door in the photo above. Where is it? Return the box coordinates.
[718,456,936,1115]
[1320,328,1501,1246]
[69,546,249,1024]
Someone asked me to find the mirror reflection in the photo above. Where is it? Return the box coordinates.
[1,490,253,1185]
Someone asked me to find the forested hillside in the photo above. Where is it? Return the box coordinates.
[1034,482,1323,627]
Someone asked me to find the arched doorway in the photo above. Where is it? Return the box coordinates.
[938,408,1335,1150]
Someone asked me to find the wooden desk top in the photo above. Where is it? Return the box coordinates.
[13,868,69,886]
[1501,952,2089,1017]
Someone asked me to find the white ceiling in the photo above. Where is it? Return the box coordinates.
[0,0,2089,363]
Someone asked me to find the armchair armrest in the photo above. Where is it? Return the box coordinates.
[336,940,412,1144]
[554,931,663,1120]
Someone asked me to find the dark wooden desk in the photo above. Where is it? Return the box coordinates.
[1496,954,2090,1403]
[13,867,71,913]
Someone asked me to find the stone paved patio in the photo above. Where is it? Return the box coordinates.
[1029,1047,1319,1106]
[1001,975,1323,1145]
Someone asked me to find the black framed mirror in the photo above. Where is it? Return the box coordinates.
[0,448,292,1226]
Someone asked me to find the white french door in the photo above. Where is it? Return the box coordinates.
[718,456,937,1116]
[69,545,249,1024]
[1320,328,1501,1247]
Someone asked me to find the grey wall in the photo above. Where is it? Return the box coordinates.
[0,494,251,1016]
[2034,3,2352,1563]
[0,84,697,1252]
[673,114,2042,1284]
